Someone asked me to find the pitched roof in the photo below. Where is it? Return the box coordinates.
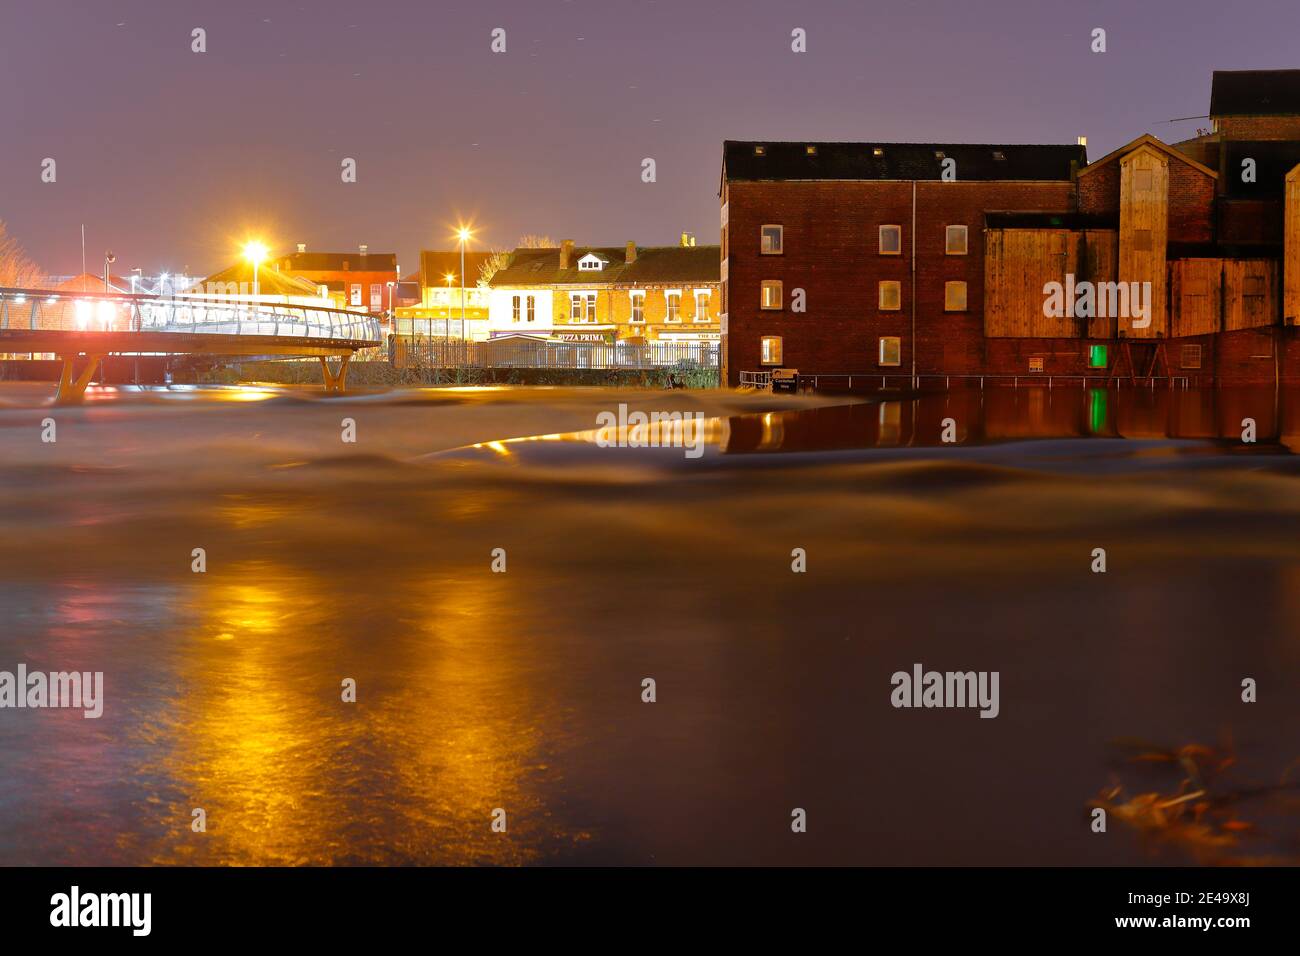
[1077,134,1218,179]
[487,245,720,287]
[1211,70,1300,116]
[51,273,131,294]
[722,140,1086,184]
[195,262,323,296]
[419,250,496,288]
[276,250,397,272]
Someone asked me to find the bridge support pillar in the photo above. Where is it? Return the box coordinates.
[54,353,106,404]
[319,354,351,393]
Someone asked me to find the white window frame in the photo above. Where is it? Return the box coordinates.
[761,280,783,310]
[879,280,901,311]
[879,225,902,255]
[512,295,521,323]
[664,288,682,323]
[879,336,901,367]
[629,290,646,324]
[760,224,784,255]
[760,336,783,365]
[526,295,535,323]
[945,225,968,255]
[693,289,712,323]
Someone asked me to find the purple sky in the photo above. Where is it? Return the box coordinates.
[3,0,1298,278]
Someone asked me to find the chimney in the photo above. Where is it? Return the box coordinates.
[1076,135,1087,147]
[359,243,369,257]
[680,232,696,247]
[560,239,575,270]
[625,241,637,264]
[297,242,306,254]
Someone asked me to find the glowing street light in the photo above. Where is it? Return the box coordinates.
[453,225,474,342]
[243,241,269,297]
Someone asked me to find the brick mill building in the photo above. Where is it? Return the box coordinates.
[720,69,1300,387]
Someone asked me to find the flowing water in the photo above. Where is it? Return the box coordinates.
[0,381,1297,865]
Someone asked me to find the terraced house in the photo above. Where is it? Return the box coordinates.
[485,237,721,350]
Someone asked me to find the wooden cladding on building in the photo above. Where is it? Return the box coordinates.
[984,229,1117,338]
[1119,145,1169,339]
[1170,258,1279,335]
[1287,164,1300,324]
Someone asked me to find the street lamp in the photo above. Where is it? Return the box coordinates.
[243,241,268,298]
[443,272,455,340]
[455,225,473,342]
[103,251,115,292]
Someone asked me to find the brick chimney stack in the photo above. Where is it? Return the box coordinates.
[625,241,637,264]
[560,239,575,269]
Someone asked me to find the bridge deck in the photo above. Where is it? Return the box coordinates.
[0,329,373,357]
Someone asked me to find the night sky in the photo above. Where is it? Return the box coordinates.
[3,0,1298,278]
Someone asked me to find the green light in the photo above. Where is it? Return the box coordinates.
[1088,388,1108,434]
[1088,344,1107,369]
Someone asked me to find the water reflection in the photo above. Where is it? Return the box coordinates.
[723,387,1296,454]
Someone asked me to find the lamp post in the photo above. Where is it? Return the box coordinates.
[242,241,268,298]
[444,273,455,341]
[456,226,472,342]
[103,251,115,292]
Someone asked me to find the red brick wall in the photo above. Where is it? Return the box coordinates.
[723,179,1074,383]
[1216,116,1300,141]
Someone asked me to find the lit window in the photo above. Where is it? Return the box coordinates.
[761,280,783,310]
[945,225,968,255]
[879,337,901,366]
[694,290,711,322]
[666,291,681,322]
[1088,345,1108,368]
[512,295,521,322]
[754,145,767,156]
[526,295,535,323]
[761,336,783,365]
[805,145,817,156]
[872,147,884,157]
[630,292,645,323]
[1181,344,1202,369]
[944,281,967,312]
[760,225,783,255]
[992,150,1006,162]
[879,281,901,311]
[1029,356,1045,372]
[350,284,362,306]
[879,225,902,255]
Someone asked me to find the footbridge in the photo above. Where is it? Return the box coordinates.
[0,287,382,401]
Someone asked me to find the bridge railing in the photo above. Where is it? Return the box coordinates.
[0,287,381,345]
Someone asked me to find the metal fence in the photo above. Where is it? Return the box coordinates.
[394,337,720,370]
[0,287,381,344]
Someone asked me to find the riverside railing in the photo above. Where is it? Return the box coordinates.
[0,287,382,344]
[395,337,720,370]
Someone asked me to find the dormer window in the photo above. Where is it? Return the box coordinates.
[754,145,767,156]
[934,150,946,160]
[872,147,884,157]
[577,253,606,272]
[805,145,817,156]
[992,150,1006,161]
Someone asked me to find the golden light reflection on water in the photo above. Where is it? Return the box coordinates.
[129,557,568,865]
